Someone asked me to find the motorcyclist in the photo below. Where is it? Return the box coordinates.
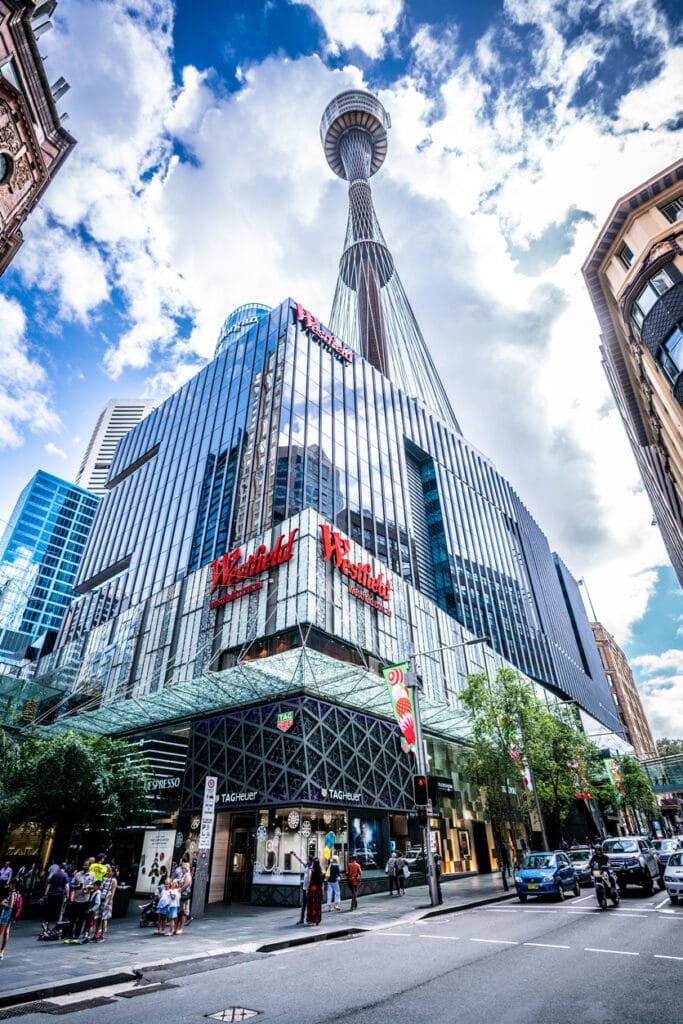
[588,843,617,895]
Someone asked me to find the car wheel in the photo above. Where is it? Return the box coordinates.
[573,879,580,897]
[669,893,678,904]
[518,893,527,903]
[643,874,654,896]
[556,883,565,901]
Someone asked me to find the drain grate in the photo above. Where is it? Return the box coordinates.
[206,1010,260,1022]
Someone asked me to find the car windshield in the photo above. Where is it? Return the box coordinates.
[568,850,589,862]
[653,840,677,852]
[667,852,683,866]
[602,839,638,854]
[522,854,556,870]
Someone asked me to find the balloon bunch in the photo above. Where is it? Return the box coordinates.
[322,830,335,861]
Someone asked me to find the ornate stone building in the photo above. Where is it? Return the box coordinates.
[0,1,74,274]
[590,622,657,758]
[583,161,683,584]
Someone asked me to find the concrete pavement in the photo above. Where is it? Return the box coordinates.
[0,873,514,1007]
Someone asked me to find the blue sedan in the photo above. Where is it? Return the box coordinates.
[515,851,581,902]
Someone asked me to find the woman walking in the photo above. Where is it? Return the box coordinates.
[94,865,117,942]
[306,859,324,926]
[0,880,19,960]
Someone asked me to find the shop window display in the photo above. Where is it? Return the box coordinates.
[252,807,349,889]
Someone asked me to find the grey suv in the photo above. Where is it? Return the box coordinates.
[602,837,661,894]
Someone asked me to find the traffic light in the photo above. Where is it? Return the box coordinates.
[412,774,428,806]
[417,807,428,827]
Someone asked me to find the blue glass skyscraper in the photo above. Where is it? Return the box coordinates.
[0,471,99,660]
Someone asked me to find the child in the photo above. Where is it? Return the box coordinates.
[167,880,180,935]
[0,880,19,960]
[155,880,172,935]
[85,880,102,943]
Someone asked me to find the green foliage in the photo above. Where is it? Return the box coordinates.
[460,667,617,847]
[0,728,22,840]
[9,730,150,855]
[617,754,658,818]
[656,738,683,758]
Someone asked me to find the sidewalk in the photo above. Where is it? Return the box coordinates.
[0,874,514,1008]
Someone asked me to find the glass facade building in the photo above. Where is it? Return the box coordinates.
[0,471,99,661]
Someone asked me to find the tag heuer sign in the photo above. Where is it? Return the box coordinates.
[277,711,294,733]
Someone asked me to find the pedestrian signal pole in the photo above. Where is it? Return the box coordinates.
[405,655,441,907]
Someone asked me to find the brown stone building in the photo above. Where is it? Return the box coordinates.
[0,0,74,275]
[583,161,683,585]
[590,621,657,757]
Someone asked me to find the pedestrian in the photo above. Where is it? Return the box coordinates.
[155,880,171,935]
[394,852,407,895]
[0,880,20,960]
[385,852,398,895]
[90,855,108,884]
[326,855,341,911]
[93,865,117,942]
[175,861,192,934]
[44,862,69,924]
[346,854,362,910]
[167,880,180,935]
[66,860,95,942]
[306,859,324,926]
[0,862,12,901]
[85,881,102,940]
[294,853,312,924]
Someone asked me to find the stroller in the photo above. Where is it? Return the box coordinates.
[37,894,70,941]
[139,891,159,927]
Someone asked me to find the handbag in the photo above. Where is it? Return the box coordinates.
[402,865,410,878]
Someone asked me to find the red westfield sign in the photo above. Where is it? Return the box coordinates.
[210,529,298,609]
[319,523,392,616]
[295,303,354,364]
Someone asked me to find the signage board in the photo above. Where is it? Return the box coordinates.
[198,776,218,851]
[320,523,392,616]
[210,530,298,609]
[135,829,176,895]
[294,302,354,363]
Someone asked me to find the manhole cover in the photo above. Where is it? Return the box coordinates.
[206,1011,260,1022]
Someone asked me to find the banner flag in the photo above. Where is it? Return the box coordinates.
[383,663,417,758]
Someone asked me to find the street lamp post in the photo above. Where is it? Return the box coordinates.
[405,635,490,907]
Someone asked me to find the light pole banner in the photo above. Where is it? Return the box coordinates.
[383,663,417,758]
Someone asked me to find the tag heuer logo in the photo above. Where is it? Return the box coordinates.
[277,711,294,733]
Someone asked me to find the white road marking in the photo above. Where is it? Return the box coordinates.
[374,932,413,937]
[524,942,571,949]
[419,934,460,940]
[574,894,595,903]
[471,938,518,945]
[584,947,639,956]
[655,897,669,909]
[566,909,596,914]
[613,913,649,918]
[523,909,557,914]
[484,908,519,913]
[654,954,683,961]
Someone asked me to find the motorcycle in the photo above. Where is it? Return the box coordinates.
[593,867,620,909]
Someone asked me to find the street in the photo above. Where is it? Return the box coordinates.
[5,889,681,1023]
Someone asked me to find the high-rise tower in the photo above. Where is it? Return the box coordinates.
[76,399,155,496]
[321,91,460,431]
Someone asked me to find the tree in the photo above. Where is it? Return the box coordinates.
[618,754,658,828]
[0,728,21,844]
[656,738,683,758]
[460,668,539,882]
[11,730,150,860]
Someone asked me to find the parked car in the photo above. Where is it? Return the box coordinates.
[601,837,661,894]
[566,846,593,886]
[403,847,427,870]
[652,838,680,878]
[662,850,683,904]
[515,851,581,902]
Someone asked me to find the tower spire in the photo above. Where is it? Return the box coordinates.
[321,90,460,432]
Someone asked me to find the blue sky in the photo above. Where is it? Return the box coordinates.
[1,0,682,734]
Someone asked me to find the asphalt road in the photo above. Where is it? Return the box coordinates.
[6,889,681,1024]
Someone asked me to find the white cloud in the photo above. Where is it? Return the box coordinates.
[44,442,68,460]
[632,650,683,738]
[0,295,60,449]
[291,0,403,58]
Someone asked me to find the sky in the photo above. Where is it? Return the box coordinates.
[0,0,682,737]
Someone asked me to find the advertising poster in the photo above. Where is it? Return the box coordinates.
[349,816,380,869]
[135,829,176,895]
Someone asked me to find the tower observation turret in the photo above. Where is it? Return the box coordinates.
[321,90,460,432]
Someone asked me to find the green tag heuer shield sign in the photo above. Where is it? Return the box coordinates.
[277,710,294,733]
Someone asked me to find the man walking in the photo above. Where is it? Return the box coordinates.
[296,856,313,924]
[346,854,362,911]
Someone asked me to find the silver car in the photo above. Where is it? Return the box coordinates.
[663,850,683,904]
